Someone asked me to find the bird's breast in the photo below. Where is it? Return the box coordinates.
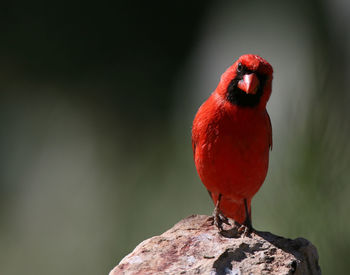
[193,97,270,199]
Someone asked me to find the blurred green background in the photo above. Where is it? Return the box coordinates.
[0,0,349,274]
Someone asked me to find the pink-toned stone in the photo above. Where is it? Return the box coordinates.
[110,215,321,275]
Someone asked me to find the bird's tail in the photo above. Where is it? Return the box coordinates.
[211,193,251,225]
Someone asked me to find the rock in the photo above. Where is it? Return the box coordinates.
[109,215,321,275]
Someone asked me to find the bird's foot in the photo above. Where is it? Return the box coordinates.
[212,208,230,231]
[238,198,253,237]
[210,194,231,231]
[238,223,253,237]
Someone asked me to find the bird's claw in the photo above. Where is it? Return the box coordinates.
[212,208,230,231]
[238,224,251,237]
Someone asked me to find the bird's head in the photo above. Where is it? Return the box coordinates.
[215,54,273,109]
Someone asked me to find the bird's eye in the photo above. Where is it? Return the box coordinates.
[237,63,243,73]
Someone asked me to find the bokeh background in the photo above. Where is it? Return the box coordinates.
[0,0,349,274]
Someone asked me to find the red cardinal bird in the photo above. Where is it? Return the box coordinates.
[192,54,273,231]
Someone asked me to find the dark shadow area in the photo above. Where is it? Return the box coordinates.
[255,230,321,274]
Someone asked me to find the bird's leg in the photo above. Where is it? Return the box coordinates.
[212,194,230,231]
[238,198,253,235]
[243,198,253,231]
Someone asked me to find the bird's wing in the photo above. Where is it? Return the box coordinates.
[192,139,196,155]
[191,130,197,156]
[266,111,273,150]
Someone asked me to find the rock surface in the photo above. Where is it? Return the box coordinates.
[109,215,321,275]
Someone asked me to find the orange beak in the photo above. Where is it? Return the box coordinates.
[237,73,260,94]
